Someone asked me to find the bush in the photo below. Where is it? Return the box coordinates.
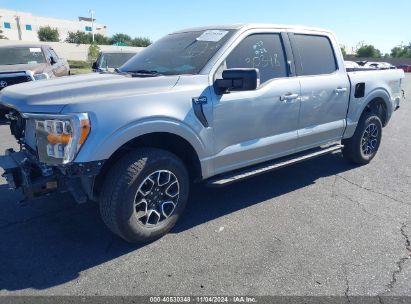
[38,26,60,42]
[0,29,7,40]
[67,60,91,69]
[88,43,100,62]
[111,33,132,45]
[131,37,151,47]
[66,31,111,45]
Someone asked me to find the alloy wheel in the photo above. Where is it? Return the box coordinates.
[361,123,379,156]
[133,170,180,227]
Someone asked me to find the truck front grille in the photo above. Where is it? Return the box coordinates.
[24,119,37,151]
[0,71,33,91]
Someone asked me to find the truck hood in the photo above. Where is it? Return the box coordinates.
[0,63,47,74]
[0,73,180,113]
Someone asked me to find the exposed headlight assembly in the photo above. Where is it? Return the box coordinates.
[33,73,50,81]
[22,113,90,165]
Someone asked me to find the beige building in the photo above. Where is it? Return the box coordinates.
[0,8,107,42]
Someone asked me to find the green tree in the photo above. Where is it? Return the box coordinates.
[131,37,151,47]
[390,46,411,58]
[0,29,7,39]
[66,31,92,44]
[111,33,132,45]
[88,43,100,62]
[94,33,111,45]
[66,31,111,45]
[356,45,381,58]
[340,47,347,58]
[38,26,60,42]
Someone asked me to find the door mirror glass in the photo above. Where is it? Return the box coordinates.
[214,68,260,95]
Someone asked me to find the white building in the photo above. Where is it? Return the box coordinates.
[0,8,107,42]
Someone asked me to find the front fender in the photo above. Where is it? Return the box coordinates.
[74,117,208,163]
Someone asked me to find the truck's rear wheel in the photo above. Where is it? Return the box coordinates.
[100,148,189,243]
[342,111,382,164]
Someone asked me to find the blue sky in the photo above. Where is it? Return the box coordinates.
[1,0,410,53]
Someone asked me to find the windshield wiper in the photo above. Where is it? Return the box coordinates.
[126,70,163,77]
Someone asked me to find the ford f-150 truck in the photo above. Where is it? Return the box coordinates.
[0,24,404,243]
[0,44,70,116]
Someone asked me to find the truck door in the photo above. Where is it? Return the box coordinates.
[289,33,350,150]
[211,32,301,174]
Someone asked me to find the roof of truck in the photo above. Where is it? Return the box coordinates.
[100,50,139,54]
[0,44,50,49]
[171,24,333,34]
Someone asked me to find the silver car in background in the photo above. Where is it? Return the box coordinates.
[92,50,138,72]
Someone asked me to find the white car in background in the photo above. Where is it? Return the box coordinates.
[344,61,361,69]
[363,62,396,70]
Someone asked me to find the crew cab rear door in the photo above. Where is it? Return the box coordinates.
[210,31,301,174]
[288,32,350,150]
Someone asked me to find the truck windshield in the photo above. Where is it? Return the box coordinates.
[99,53,136,69]
[0,47,46,65]
[119,29,234,75]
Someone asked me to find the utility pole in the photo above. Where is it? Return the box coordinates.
[89,9,95,43]
[15,15,22,40]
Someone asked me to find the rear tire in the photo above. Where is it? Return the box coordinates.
[100,148,189,243]
[342,111,382,164]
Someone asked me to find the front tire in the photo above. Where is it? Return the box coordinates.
[342,111,383,164]
[100,148,189,243]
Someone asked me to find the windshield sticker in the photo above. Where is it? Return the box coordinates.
[27,61,38,64]
[29,47,42,53]
[196,30,229,42]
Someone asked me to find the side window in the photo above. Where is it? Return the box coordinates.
[294,34,337,75]
[225,34,288,84]
[50,49,59,59]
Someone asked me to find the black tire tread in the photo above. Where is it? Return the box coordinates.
[100,149,148,238]
[342,111,382,164]
[99,148,188,242]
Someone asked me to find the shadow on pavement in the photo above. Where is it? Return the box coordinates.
[0,152,357,291]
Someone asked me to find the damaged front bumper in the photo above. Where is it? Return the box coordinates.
[0,149,104,204]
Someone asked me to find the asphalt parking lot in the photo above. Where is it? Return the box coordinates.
[0,75,410,297]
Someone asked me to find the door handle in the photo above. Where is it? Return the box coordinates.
[334,87,348,93]
[280,93,299,102]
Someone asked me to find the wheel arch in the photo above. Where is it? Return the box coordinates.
[344,88,392,138]
[93,130,204,197]
[362,97,388,126]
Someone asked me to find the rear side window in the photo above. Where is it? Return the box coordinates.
[225,33,288,84]
[294,34,337,75]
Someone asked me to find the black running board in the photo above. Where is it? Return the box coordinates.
[207,144,343,186]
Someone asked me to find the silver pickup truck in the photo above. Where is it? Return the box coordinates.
[0,24,404,243]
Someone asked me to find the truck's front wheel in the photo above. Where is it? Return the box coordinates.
[100,148,189,243]
[342,111,383,164]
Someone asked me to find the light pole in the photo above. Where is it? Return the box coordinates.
[89,9,95,43]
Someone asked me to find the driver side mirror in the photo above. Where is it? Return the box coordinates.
[214,68,260,95]
[50,56,57,65]
[92,61,98,70]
